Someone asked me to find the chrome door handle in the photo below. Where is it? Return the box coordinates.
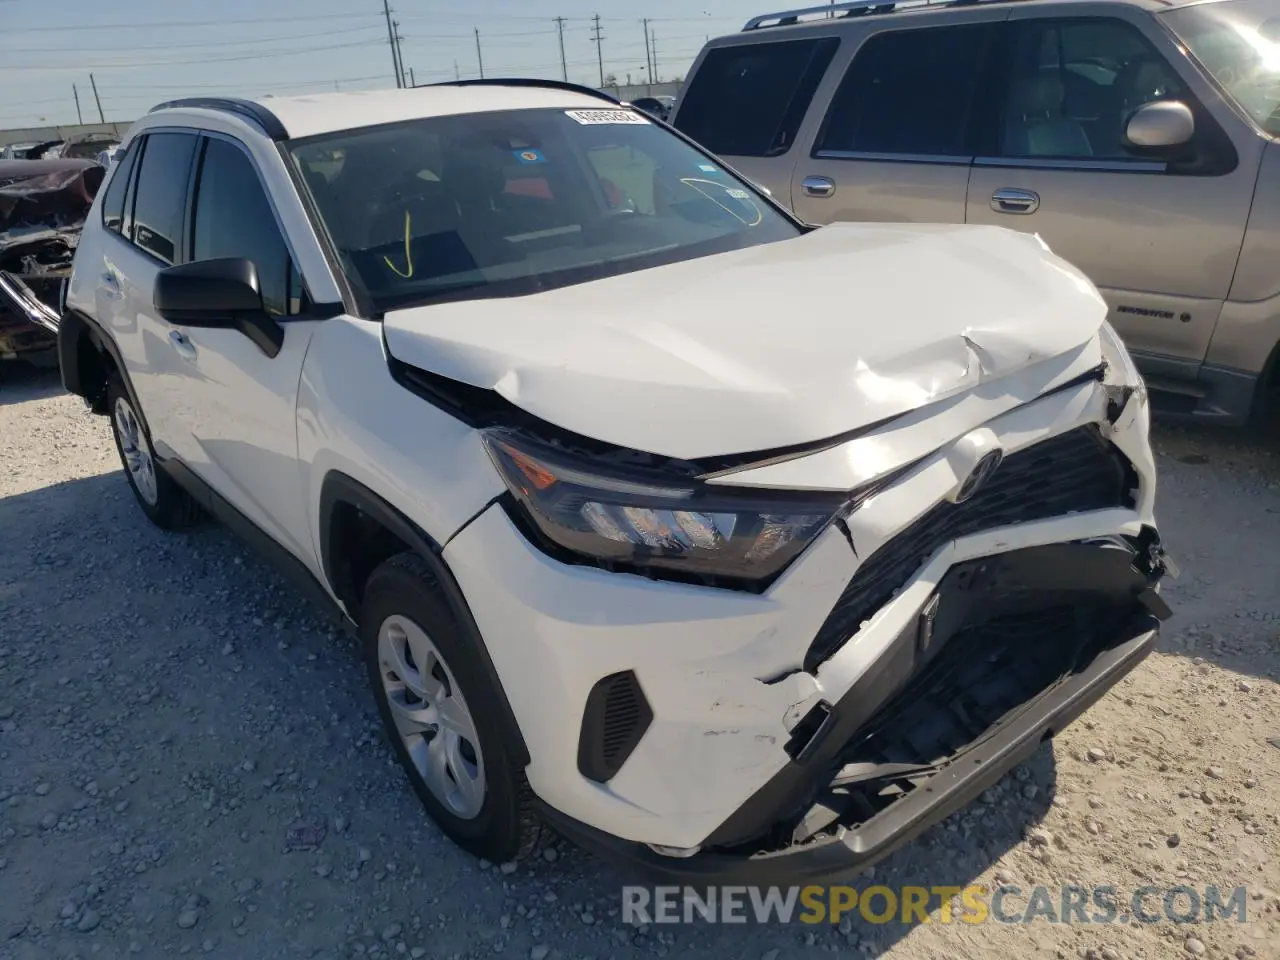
[991,188,1040,215]
[169,329,197,361]
[801,175,836,198]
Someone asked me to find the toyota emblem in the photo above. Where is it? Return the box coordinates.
[954,449,1004,503]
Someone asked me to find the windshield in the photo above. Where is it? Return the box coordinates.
[288,107,798,312]
[1163,0,1280,135]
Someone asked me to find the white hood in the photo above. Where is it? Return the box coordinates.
[382,222,1107,460]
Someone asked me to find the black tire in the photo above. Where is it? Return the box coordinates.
[362,551,541,862]
[106,376,203,530]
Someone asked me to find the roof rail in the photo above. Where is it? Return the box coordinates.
[148,97,289,140]
[743,0,991,30]
[426,78,620,104]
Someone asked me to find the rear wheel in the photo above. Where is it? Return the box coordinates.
[362,552,541,862]
[107,376,202,529]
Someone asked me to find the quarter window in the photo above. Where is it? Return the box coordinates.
[100,141,139,235]
[129,132,198,264]
[675,38,839,157]
[191,138,300,316]
[816,25,994,158]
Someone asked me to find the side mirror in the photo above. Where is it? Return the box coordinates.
[1125,100,1195,150]
[154,258,282,357]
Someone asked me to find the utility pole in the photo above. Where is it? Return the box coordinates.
[89,73,104,122]
[474,28,484,79]
[393,21,407,88]
[590,15,605,88]
[454,59,460,81]
[649,25,658,83]
[73,84,83,125]
[382,0,402,87]
[553,17,568,81]
[641,19,652,81]
[409,67,416,87]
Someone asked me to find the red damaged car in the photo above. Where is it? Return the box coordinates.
[0,158,104,368]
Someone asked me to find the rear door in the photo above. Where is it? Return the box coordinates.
[790,21,999,226]
[963,11,1262,372]
[103,130,201,455]
[672,35,839,199]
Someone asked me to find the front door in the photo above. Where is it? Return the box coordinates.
[964,12,1262,372]
[160,135,319,564]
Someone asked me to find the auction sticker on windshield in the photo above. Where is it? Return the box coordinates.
[565,109,648,125]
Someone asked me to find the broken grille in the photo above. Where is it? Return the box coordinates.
[825,601,1126,828]
[805,426,1133,669]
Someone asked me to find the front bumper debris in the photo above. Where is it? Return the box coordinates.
[537,537,1169,884]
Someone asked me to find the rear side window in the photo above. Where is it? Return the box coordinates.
[815,24,995,158]
[191,138,300,316]
[100,141,139,234]
[675,38,839,157]
[130,132,198,264]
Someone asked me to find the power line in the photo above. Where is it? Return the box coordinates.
[3,12,381,34]
[3,25,384,55]
[0,38,384,71]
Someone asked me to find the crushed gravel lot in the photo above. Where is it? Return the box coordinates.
[1,365,1277,960]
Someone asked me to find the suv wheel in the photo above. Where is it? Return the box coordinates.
[107,376,202,529]
[362,552,541,863]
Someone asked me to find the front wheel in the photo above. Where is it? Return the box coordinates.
[362,552,541,862]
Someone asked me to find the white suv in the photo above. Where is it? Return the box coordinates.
[57,81,1171,880]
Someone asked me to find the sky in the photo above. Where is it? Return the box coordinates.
[0,0,785,129]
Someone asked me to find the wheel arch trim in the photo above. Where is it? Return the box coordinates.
[318,471,531,767]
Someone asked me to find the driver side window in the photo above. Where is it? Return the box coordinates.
[190,137,303,316]
[996,18,1186,161]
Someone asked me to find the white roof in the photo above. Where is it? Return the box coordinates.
[246,85,611,140]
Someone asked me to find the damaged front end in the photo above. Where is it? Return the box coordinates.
[0,159,103,364]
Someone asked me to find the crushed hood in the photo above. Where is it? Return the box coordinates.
[382,222,1108,460]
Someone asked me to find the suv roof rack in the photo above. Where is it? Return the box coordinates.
[743,0,1011,30]
[149,97,289,141]
[427,78,619,104]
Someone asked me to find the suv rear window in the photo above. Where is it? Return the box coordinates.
[675,38,840,157]
[815,24,994,158]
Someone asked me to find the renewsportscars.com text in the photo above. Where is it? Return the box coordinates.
[621,884,1250,926]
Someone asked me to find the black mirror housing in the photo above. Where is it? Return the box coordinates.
[154,258,264,325]
[153,258,283,358]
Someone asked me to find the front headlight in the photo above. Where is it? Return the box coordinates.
[1099,321,1143,388]
[482,429,850,589]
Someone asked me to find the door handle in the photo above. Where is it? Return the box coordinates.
[801,175,836,199]
[991,188,1040,215]
[169,329,197,361]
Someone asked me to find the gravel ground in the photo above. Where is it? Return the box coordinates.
[1,364,1277,960]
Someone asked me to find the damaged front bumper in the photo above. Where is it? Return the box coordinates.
[536,538,1168,883]
[441,364,1169,879]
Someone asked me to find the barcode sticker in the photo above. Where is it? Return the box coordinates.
[565,109,649,125]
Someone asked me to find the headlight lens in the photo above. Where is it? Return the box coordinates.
[1099,322,1143,387]
[482,429,849,588]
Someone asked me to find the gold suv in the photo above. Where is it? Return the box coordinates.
[674,0,1280,424]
